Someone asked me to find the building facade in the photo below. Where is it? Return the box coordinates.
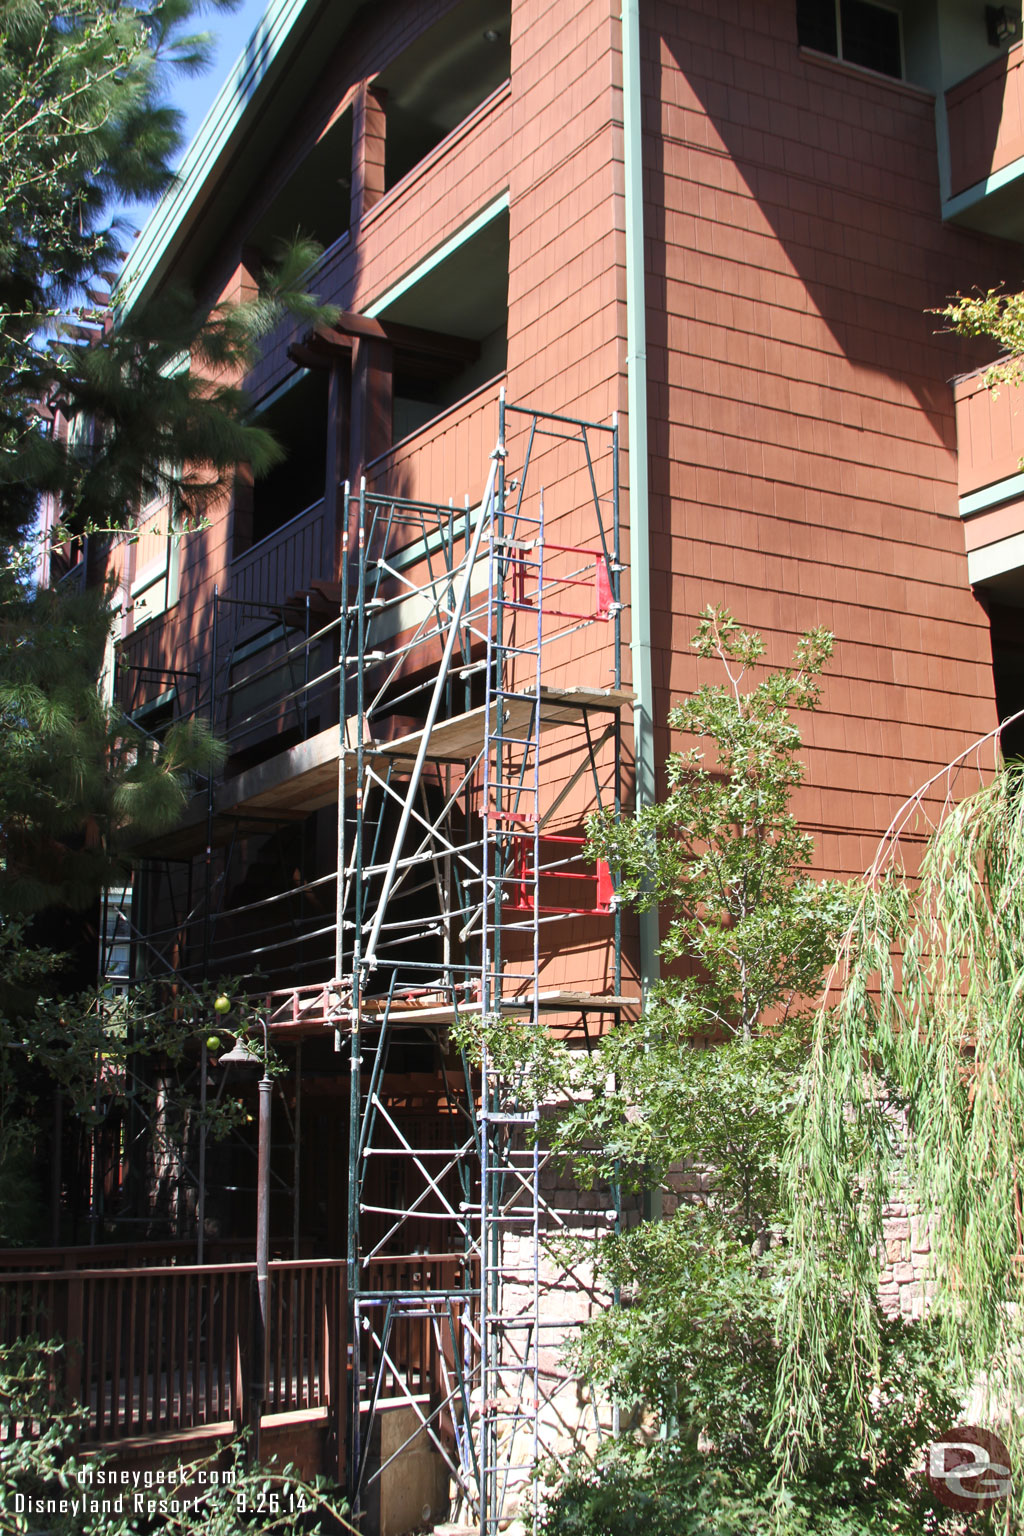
[28,0,1024,1530]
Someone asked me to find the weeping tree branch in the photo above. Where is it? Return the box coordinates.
[774,708,1024,1504]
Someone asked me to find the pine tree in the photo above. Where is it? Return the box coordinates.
[0,0,333,541]
[0,0,338,918]
[0,0,335,1234]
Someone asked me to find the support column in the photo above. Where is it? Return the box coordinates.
[348,335,393,484]
[327,361,348,576]
[350,81,387,229]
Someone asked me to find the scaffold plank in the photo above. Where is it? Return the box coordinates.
[357,989,639,1023]
[375,685,632,764]
[135,685,635,853]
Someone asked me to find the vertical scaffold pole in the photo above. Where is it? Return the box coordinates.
[347,479,367,1504]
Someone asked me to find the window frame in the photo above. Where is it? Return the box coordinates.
[800,0,906,81]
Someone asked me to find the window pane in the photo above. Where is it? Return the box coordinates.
[796,0,838,54]
[841,0,902,76]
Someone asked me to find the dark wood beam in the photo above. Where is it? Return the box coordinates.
[332,311,479,365]
[287,326,353,370]
[326,360,347,577]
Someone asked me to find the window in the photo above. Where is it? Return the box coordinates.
[378,0,510,191]
[130,496,180,626]
[100,886,133,996]
[797,0,904,79]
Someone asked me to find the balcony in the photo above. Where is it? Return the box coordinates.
[944,42,1024,237]
[0,1245,464,1510]
[0,1253,345,1475]
[954,368,1024,597]
[229,496,331,610]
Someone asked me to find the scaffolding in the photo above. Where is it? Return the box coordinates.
[336,394,630,1532]
[113,392,632,1532]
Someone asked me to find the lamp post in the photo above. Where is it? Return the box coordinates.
[217,1020,271,1460]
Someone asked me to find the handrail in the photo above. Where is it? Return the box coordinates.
[229,496,326,569]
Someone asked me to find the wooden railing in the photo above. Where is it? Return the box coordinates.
[0,1238,311,1272]
[946,42,1024,199]
[229,498,331,609]
[0,1258,345,1445]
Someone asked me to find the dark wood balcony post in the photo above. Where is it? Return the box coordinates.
[65,1273,83,1429]
[50,1090,62,1245]
[348,336,393,485]
[327,361,348,579]
[350,80,387,230]
[333,1265,347,1484]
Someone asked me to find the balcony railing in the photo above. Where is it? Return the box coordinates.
[946,42,1024,199]
[0,1257,344,1446]
[229,497,331,610]
[954,369,1024,588]
[367,375,503,504]
[953,369,1024,498]
[0,1249,469,1465]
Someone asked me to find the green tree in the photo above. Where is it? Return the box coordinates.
[774,750,1024,1524]
[557,608,850,1225]
[0,560,221,923]
[0,6,349,1522]
[0,0,333,541]
[538,610,962,1535]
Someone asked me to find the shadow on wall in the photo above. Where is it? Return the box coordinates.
[643,0,1015,497]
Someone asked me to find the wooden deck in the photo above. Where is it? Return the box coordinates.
[0,1250,468,1473]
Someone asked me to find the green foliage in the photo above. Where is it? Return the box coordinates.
[0,0,338,541]
[0,546,242,1244]
[588,607,847,1043]
[554,610,852,1220]
[937,286,1024,391]
[539,1412,968,1536]
[0,941,259,1245]
[540,611,962,1533]
[0,1339,356,1535]
[552,1213,962,1532]
[775,761,1024,1507]
[0,557,224,918]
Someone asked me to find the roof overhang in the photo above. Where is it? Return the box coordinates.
[117,0,359,313]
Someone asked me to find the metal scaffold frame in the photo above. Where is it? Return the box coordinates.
[338,393,630,1533]
[111,391,631,1533]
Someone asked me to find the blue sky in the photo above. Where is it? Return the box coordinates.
[173,0,269,155]
[122,0,268,242]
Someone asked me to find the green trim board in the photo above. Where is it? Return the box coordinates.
[364,194,510,318]
[943,151,1024,221]
[959,471,1024,518]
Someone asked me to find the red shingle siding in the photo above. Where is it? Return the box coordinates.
[644,0,1007,878]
